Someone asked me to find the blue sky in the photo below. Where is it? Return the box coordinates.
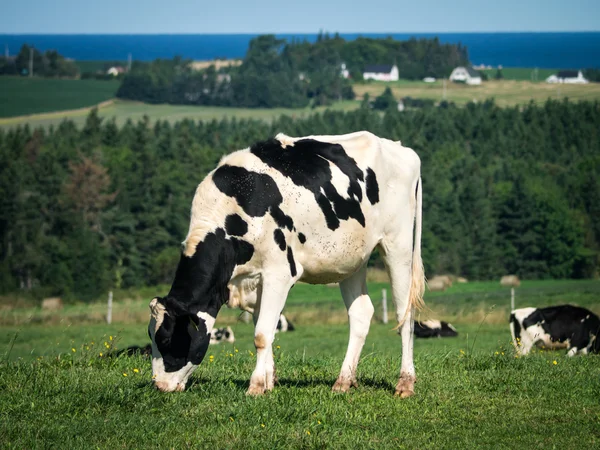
[2,0,599,34]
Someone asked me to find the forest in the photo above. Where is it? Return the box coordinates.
[0,44,79,77]
[116,34,469,108]
[1,99,599,301]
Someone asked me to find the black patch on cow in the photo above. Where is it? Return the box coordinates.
[521,305,600,352]
[298,232,306,244]
[287,247,297,277]
[273,229,286,251]
[250,138,366,230]
[152,227,254,371]
[271,205,294,231]
[365,167,380,205]
[510,313,521,343]
[225,214,248,237]
[213,164,295,231]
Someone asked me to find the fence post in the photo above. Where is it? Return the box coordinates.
[107,290,113,325]
[510,287,515,312]
[382,289,388,324]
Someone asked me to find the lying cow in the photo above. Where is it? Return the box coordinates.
[510,305,600,356]
[148,131,425,397]
[413,320,458,338]
[210,326,235,344]
[276,314,295,333]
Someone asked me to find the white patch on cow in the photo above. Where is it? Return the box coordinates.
[197,311,215,335]
[227,273,260,311]
[447,323,457,333]
[421,319,442,330]
[328,160,353,201]
[149,297,166,330]
[275,133,297,148]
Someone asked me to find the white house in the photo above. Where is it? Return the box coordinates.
[449,66,482,85]
[363,64,399,82]
[106,66,125,76]
[546,70,588,84]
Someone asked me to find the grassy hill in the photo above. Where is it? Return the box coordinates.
[0,77,120,118]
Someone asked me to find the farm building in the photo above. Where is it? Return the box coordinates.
[340,63,350,79]
[106,66,125,76]
[363,64,399,82]
[449,66,482,85]
[545,70,588,84]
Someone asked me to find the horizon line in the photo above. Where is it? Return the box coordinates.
[2,30,600,36]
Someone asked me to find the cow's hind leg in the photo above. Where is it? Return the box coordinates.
[333,264,374,393]
[247,275,294,396]
[381,242,419,398]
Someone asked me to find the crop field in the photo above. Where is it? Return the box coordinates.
[479,67,558,81]
[0,99,359,131]
[0,77,120,118]
[2,279,599,448]
[353,79,600,107]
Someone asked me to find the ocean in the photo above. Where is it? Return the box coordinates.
[1,32,599,69]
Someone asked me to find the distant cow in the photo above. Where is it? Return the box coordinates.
[210,326,235,344]
[148,131,425,397]
[510,305,600,356]
[276,314,295,333]
[413,320,458,338]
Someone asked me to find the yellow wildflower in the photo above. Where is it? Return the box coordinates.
[123,373,128,377]
[133,368,139,373]
[553,360,558,365]
[276,345,280,349]
[261,424,265,428]
[306,430,311,436]
[109,336,113,341]
[71,348,76,353]
[99,352,103,357]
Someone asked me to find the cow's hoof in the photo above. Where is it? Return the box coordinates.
[394,374,415,398]
[246,381,266,396]
[332,377,358,393]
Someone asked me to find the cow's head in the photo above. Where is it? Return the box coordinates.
[148,296,213,392]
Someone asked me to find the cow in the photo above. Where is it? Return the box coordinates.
[147,131,424,397]
[510,305,600,356]
[210,326,235,344]
[276,314,295,333]
[413,320,458,338]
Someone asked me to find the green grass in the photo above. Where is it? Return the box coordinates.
[2,279,600,448]
[0,76,120,118]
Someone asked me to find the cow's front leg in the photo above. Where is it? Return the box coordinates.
[334,265,374,393]
[247,275,294,396]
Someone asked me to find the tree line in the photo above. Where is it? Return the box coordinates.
[1,99,599,301]
[0,44,79,77]
[116,34,469,108]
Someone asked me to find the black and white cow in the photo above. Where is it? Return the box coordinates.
[276,314,295,333]
[510,305,600,356]
[148,131,424,397]
[209,326,235,344]
[413,320,458,338]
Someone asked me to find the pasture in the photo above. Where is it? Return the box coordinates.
[0,77,120,118]
[353,79,600,107]
[2,279,599,448]
[0,99,358,131]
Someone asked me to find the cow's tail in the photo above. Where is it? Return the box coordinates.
[409,177,426,313]
[395,178,426,329]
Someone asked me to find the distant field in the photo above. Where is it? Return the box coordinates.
[353,78,600,107]
[0,76,120,118]
[479,67,558,81]
[0,99,359,130]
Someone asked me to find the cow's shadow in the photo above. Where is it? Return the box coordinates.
[188,376,394,392]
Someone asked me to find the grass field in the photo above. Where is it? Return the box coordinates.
[1,279,599,448]
[353,78,600,107]
[0,99,359,131]
[479,67,558,81]
[0,76,120,118]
